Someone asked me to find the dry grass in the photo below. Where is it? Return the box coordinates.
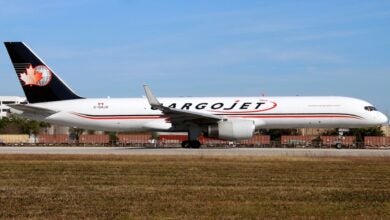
[0,155,389,219]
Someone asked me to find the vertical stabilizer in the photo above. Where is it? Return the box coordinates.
[4,42,83,103]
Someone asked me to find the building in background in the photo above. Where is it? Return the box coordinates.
[41,125,70,135]
[299,128,330,136]
[0,96,27,119]
[382,125,390,137]
[0,96,71,135]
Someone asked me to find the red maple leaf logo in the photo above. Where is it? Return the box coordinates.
[20,65,43,86]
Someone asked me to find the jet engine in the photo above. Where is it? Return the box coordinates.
[206,119,255,140]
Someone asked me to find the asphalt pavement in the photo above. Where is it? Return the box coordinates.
[0,147,389,157]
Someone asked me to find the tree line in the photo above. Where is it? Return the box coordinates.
[0,116,50,135]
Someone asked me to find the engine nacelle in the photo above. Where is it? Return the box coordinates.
[207,119,255,140]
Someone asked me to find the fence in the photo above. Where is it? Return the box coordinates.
[236,135,271,147]
[320,136,355,147]
[280,135,359,148]
[117,134,152,146]
[364,136,390,148]
[0,134,30,145]
[79,135,110,146]
[0,134,389,148]
[281,135,317,147]
[37,134,69,145]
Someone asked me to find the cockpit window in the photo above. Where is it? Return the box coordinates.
[364,106,377,111]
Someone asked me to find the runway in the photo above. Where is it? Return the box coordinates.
[0,147,389,157]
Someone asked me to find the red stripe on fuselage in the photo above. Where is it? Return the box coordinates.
[73,113,167,120]
[72,113,362,120]
[231,115,362,119]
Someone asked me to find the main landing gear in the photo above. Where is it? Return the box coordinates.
[181,125,202,148]
[181,140,201,148]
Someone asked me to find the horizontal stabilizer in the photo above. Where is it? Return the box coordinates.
[8,104,57,118]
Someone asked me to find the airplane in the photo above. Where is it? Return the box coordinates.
[3,42,389,148]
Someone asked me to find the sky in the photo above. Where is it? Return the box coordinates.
[0,0,389,114]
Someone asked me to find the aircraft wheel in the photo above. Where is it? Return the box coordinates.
[189,140,201,148]
[181,141,190,148]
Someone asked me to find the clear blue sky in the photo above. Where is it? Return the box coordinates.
[0,0,389,113]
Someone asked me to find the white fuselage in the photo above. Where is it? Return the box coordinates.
[17,96,388,132]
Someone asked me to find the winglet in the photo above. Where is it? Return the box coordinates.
[143,85,162,108]
[143,85,223,121]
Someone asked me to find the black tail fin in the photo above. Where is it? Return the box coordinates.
[4,42,83,103]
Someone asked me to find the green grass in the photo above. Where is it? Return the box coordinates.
[0,155,389,219]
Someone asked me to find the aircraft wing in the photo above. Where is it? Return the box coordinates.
[143,85,222,124]
[8,104,57,118]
